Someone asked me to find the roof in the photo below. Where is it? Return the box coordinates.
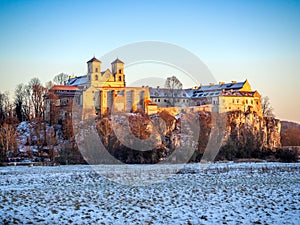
[66,75,87,86]
[111,58,124,64]
[87,57,101,63]
[149,87,193,98]
[191,90,259,99]
[51,85,79,91]
[195,81,246,92]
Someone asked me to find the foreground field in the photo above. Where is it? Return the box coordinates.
[0,162,299,224]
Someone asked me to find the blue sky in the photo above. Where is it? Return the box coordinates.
[0,0,299,122]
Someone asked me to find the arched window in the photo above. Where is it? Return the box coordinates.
[119,69,122,74]
[119,76,122,81]
[95,68,98,72]
[95,75,98,80]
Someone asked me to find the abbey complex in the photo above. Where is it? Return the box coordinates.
[45,56,263,122]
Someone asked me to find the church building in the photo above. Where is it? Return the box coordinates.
[45,57,157,123]
[45,57,263,124]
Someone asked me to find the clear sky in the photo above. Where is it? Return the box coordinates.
[0,0,299,122]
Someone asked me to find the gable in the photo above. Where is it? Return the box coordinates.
[101,69,114,82]
[239,80,252,92]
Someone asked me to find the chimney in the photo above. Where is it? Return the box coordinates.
[232,80,237,84]
[219,81,225,85]
[209,82,214,86]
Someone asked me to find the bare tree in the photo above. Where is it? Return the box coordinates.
[23,84,32,120]
[0,120,18,162]
[14,84,29,121]
[0,92,11,123]
[261,96,274,117]
[28,78,46,119]
[164,76,183,107]
[45,80,54,89]
[53,73,69,85]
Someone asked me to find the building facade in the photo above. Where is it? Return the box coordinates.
[45,57,262,124]
[45,57,157,123]
[189,80,262,116]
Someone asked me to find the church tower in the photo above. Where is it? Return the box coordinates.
[111,58,125,87]
[87,57,101,87]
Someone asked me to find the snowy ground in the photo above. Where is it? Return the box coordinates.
[0,162,299,225]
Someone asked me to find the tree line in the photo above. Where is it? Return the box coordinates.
[0,73,69,162]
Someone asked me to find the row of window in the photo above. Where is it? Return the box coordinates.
[152,98,189,103]
[93,75,123,81]
[223,98,258,105]
[90,68,123,73]
[154,92,187,97]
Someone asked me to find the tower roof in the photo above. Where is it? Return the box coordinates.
[87,57,101,63]
[111,58,124,64]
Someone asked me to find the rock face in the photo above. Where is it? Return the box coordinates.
[223,111,281,150]
[93,110,282,163]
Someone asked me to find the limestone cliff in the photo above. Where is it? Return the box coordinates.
[223,111,281,150]
[93,110,282,163]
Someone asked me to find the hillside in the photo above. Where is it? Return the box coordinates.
[281,121,300,146]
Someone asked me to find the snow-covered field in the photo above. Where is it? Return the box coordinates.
[1,162,299,224]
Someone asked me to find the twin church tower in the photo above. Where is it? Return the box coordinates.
[86,57,125,88]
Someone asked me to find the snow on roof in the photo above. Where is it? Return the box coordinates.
[196,81,245,92]
[149,87,193,98]
[66,76,87,86]
[191,90,257,99]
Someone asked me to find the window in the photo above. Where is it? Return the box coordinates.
[246,99,248,104]
[164,99,167,102]
[119,69,122,74]
[95,75,98,81]
[119,76,122,81]
[158,99,160,102]
[237,99,239,103]
[232,99,235,103]
[95,68,98,72]
[251,100,253,105]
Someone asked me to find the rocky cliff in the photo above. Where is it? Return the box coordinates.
[89,109,282,163]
